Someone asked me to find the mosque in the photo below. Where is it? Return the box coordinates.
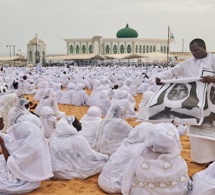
[64,24,168,55]
[27,35,46,64]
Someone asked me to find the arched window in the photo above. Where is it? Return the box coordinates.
[69,45,74,54]
[35,50,40,63]
[139,45,142,53]
[120,45,124,54]
[105,45,110,54]
[136,45,138,53]
[28,51,33,63]
[113,45,117,54]
[143,45,145,53]
[127,45,131,53]
[164,46,166,53]
[82,45,86,54]
[146,45,149,53]
[150,45,152,52]
[161,46,163,53]
[42,51,46,63]
[75,45,80,54]
[89,45,92,53]
[153,45,156,52]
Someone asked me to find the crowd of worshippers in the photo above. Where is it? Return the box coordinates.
[0,64,213,194]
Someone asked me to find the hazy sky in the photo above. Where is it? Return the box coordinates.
[1,0,215,56]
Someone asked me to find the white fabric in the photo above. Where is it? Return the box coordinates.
[157,53,215,163]
[35,88,65,119]
[60,83,76,104]
[49,119,108,180]
[0,93,18,132]
[192,162,215,195]
[39,106,57,138]
[121,122,190,195]
[136,91,154,120]
[98,122,152,194]
[0,121,53,194]
[8,98,31,127]
[94,105,133,155]
[79,106,102,147]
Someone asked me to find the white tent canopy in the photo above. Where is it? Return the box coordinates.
[0,56,27,62]
[46,53,106,61]
[104,53,143,59]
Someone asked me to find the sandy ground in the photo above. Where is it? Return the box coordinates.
[24,90,209,195]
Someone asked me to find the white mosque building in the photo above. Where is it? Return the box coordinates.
[27,35,46,64]
[64,24,168,55]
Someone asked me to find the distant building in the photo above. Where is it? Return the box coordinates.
[27,35,46,65]
[64,24,168,55]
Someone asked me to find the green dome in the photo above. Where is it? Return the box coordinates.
[116,24,138,38]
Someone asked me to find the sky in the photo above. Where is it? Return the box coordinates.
[1,0,215,56]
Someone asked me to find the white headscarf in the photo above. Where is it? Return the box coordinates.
[39,106,57,138]
[6,121,53,181]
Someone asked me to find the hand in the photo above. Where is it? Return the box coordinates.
[200,76,215,83]
[155,77,164,85]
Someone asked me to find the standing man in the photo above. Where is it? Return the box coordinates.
[156,38,215,164]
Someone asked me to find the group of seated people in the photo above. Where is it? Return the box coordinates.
[0,91,213,194]
[0,64,214,194]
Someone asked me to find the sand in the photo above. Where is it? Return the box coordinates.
[24,90,209,195]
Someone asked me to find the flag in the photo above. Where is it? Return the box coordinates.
[168,27,175,43]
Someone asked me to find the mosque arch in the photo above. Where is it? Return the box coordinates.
[161,46,163,53]
[150,45,152,52]
[89,45,93,53]
[42,51,46,63]
[113,45,117,54]
[35,50,40,63]
[153,45,156,52]
[120,45,125,54]
[69,45,74,54]
[143,45,145,53]
[139,45,142,53]
[82,45,86,54]
[164,46,166,53]
[136,45,138,53]
[75,45,80,54]
[127,45,131,53]
[146,45,149,53]
[105,45,110,54]
[28,51,33,63]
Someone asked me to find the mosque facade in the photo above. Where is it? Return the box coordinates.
[64,24,168,55]
[27,35,46,64]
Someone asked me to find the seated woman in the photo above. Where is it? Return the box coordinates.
[0,93,18,132]
[94,105,133,155]
[39,106,57,139]
[122,122,191,195]
[191,161,215,194]
[79,106,102,147]
[49,117,108,180]
[0,121,53,194]
[35,88,65,119]
[60,83,76,105]
[98,122,191,195]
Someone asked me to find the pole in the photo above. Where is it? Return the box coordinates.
[13,45,15,66]
[35,33,37,64]
[182,39,184,53]
[167,26,170,64]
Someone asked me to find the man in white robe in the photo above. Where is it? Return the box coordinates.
[156,38,215,163]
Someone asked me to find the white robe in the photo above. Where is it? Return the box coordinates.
[156,53,215,163]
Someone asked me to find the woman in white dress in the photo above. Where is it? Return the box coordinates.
[49,117,108,180]
[0,121,53,194]
[79,106,102,147]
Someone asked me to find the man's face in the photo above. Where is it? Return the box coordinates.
[167,84,188,100]
[190,42,207,59]
[210,86,215,104]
